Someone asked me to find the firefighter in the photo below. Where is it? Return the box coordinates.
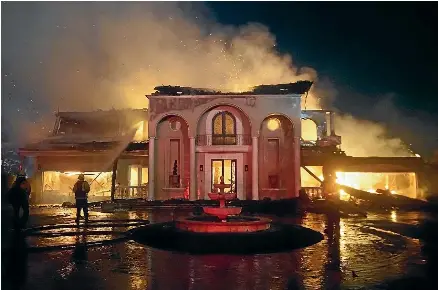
[7,172,31,229]
[72,174,90,224]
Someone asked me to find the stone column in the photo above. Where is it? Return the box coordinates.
[330,112,336,136]
[293,136,301,198]
[323,165,338,200]
[189,137,197,201]
[252,136,259,200]
[148,137,156,200]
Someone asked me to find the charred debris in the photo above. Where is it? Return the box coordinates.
[152,81,313,96]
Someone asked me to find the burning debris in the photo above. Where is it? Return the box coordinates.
[152,81,313,96]
[302,166,419,199]
[152,86,222,96]
[338,185,429,211]
[252,81,313,95]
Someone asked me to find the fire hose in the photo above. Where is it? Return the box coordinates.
[20,219,150,253]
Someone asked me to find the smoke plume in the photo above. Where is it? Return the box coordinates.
[335,114,411,157]
[1,2,421,157]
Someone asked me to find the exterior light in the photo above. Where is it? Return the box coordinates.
[267,118,280,131]
[200,165,203,172]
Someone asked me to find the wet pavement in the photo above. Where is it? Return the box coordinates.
[1,206,435,290]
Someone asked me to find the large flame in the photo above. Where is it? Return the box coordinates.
[301,166,417,200]
[334,172,417,198]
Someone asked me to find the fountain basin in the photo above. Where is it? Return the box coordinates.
[130,221,324,254]
[202,206,242,220]
[175,216,270,233]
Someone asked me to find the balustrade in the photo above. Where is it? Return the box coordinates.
[195,134,252,146]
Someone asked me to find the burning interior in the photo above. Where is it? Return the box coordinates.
[40,165,149,204]
[20,109,149,204]
[42,171,113,204]
[301,166,418,200]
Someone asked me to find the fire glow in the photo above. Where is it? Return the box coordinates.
[301,166,417,200]
[43,171,113,203]
[334,172,416,198]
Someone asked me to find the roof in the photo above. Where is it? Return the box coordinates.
[23,134,124,147]
[151,81,313,96]
[20,108,149,154]
[56,108,148,122]
[19,140,148,156]
[54,108,147,138]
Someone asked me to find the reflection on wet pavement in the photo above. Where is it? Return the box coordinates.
[1,207,433,290]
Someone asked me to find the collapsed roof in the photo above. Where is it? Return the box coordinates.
[56,108,148,124]
[152,80,313,96]
[20,108,148,153]
[54,108,148,137]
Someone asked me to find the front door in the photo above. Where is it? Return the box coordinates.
[211,159,237,193]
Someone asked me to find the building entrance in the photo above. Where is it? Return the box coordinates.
[211,159,237,193]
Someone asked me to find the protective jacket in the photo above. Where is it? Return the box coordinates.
[73,180,90,199]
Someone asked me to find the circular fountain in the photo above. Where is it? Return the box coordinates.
[175,182,271,233]
[130,178,324,254]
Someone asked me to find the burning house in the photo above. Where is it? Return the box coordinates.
[19,109,149,204]
[19,81,427,204]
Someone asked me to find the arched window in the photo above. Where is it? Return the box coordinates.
[212,111,237,145]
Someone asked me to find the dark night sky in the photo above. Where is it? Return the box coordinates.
[207,2,438,155]
[208,2,438,111]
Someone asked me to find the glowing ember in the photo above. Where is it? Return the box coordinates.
[339,189,349,201]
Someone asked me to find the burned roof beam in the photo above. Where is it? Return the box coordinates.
[152,81,313,96]
[252,81,313,95]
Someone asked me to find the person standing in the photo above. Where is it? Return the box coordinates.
[72,174,90,224]
[7,172,31,230]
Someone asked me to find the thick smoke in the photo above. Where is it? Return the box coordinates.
[335,114,411,157]
[333,91,437,157]
[1,2,418,157]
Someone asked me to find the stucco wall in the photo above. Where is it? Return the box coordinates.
[148,95,301,138]
[258,115,298,199]
[148,94,302,200]
[154,116,190,200]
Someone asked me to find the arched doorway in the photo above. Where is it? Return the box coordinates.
[196,105,252,200]
[154,115,190,200]
[259,114,299,199]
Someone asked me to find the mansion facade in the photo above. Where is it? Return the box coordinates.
[19,81,347,203]
[147,83,310,201]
